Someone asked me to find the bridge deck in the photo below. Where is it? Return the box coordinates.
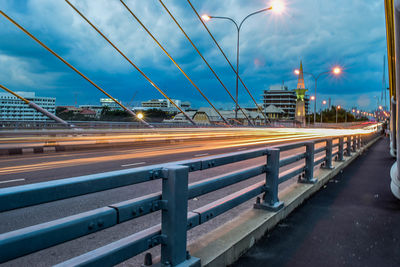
[233,136,400,267]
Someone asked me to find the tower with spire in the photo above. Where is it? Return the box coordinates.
[294,60,308,125]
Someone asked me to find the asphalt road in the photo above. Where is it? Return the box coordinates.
[0,129,360,266]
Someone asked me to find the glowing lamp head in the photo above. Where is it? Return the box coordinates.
[202,14,211,21]
[294,69,300,75]
[270,0,285,14]
[333,67,342,75]
[310,96,315,101]
[137,113,144,120]
[322,100,327,105]
[352,109,355,113]
[337,105,341,109]
[379,105,383,110]
[357,110,360,114]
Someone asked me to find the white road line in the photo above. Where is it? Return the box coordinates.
[194,153,209,157]
[237,147,247,151]
[0,178,25,184]
[121,162,146,167]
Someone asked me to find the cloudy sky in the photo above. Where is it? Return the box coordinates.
[0,0,388,111]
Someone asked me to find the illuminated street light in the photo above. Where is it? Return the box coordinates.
[310,95,315,101]
[352,109,355,113]
[270,0,285,14]
[294,66,343,124]
[203,3,281,122]
[201,14,211,21]
[333,67,342,75]
[379,105,383,110]
[137,112,144,120]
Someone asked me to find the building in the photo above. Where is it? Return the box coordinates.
[262,84,309,120]
[100,98,122,110]
[141,99,191,113]
[0,91,56,121]
[79,105,103,118]
[165,107,264,126]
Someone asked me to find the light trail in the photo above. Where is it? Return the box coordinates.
[0,126,377,175]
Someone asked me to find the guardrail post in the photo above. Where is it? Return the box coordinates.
[161,165,200,267]
[357,134,361,149]
[337,137,344,161]
[352,135,357,152]
[324,139,333,169]
[346,135,352,156]
[300,142,317,184]
[254,148,283,211]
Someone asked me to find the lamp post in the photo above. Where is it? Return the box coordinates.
[321,100,326,123]
[294,66,342,124]
[202,1,284,122]
[336,105,341,124]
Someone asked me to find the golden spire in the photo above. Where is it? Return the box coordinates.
[297,60,305,89]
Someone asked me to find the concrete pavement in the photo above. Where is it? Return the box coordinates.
[233,136,400,267]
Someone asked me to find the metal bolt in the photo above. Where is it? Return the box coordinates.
[88,222,95,230]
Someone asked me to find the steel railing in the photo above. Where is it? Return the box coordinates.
[0,131,379,266]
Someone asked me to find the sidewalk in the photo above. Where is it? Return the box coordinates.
[233,137,400,267]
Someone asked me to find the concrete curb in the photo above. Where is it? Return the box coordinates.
[189,136,381,267]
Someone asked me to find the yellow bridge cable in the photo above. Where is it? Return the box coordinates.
[0,10,152,128]
[158,0,254,127]
[186,0,269,122]
[119,0,231,127]
[65,0,196,126]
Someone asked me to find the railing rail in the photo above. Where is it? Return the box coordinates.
[0,131,380,266]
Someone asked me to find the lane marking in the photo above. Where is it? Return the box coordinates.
[237,147,247,151]
[194,153,209,157]
[121,162,146,167]
[0,178,25,184]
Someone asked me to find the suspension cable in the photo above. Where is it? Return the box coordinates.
[186,0,269,123]
[65,0,196,126]
[158,0,255,127]
[0,10,153,128]
[119,0,231,127]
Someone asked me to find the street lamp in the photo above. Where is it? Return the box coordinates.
[336,105,341,124]
[294,66,342,124]
[202,0,284,122]
[321,100,326,123]
[137,112,144,120]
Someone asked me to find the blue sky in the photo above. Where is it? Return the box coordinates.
[0,0,388,111]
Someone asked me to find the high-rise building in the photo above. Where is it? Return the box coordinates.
[140,99,191,113]
[100,98,122,110]
[262,84,309,120]
[0,91,56,121]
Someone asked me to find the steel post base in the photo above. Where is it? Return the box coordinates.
[298,178,318,184]
[254,201,284,212]
[321,166,334,170]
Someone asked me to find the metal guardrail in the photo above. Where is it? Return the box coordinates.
[0,132,379,266]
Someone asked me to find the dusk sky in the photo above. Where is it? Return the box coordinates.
[0,0,388,111]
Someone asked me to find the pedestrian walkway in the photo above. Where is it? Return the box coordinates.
[233,137,400,267]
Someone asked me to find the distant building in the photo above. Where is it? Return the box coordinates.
[262,84,309,120]
[165,107,264,126]
[0,91,56,121]
[58,106,99,119]
[79,105,103,118]
[100,98,122,110]
[141,99,191,113]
